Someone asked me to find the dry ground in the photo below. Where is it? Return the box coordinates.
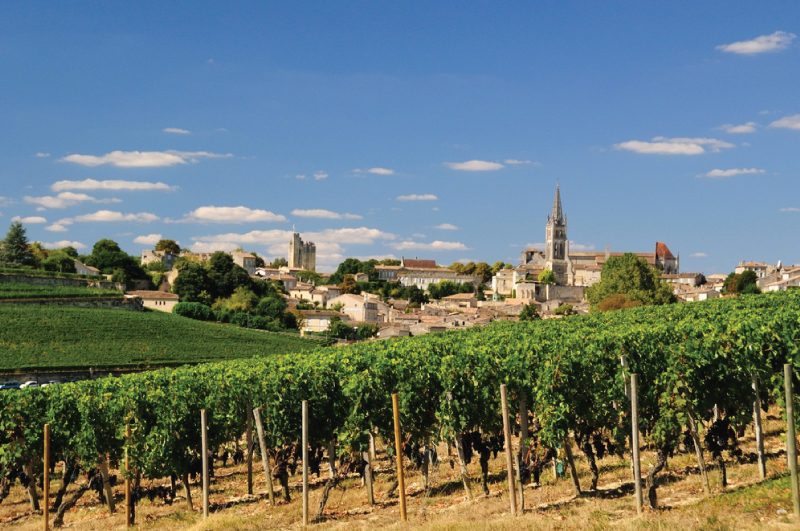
[1,412,798,530]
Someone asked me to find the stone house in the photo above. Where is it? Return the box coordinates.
[74,260,100,276]
[300,310,348,333]
[126,290,180,312]
[326,293,380,323]
[232,252,257,276]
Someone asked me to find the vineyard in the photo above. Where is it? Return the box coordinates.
[0,282,123,300]
[0,305,321,371]
[1,290,799,528]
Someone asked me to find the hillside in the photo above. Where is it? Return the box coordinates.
[0,281,123,300]
[0,305,321,371]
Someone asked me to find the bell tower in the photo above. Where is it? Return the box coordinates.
[545,184,569,284]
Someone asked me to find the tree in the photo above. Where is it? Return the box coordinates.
[28,241,49,268]
[328,317,354,339]
[722,270,760,295]
[597,294,643,312]
[0,221,35,268]
[255,296,288,321]
[41,252,77,273]
[428,280,460,299]
[339,274,361,295]
[357,323,379,340]
[553,303,577,316]
[268,257,288,269]
[155,239,181,254]
[538,269,556,285]
[171,261,213,303]
[474,262,492,284]
[84,239,148,283]
[491,261,507,275]
[518,302,541,321]
[585,252,677,311]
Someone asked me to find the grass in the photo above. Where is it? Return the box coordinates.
[0,281,123,300]
[0,305,322,371]
[1,410,796,530]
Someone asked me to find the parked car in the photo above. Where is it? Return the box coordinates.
[20,381,39,389]
[0,381,20,390]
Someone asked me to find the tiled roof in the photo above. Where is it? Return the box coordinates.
[126,290,180,300]
[441,293,477,300]
[656,242,675,259]
[402,259,437,269]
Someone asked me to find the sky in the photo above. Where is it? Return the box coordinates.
[1,1,798,274]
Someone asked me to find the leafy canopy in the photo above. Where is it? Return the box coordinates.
[586,252,676,311]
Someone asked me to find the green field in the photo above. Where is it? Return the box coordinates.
[0,281,123,300]
[0,305,321,371]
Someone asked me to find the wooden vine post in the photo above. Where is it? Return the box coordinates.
[43,423,50,531]
[252,407,276,506]
[446,392,474,499]
[500,384,517,516]
[201,409,209,518]
[246,408,254,495]
[302,400,309,526]
[125,424,134,527]
[392,393,407,522]
[686,408,711,496]
[362,450,374,505]
[784,364,800,516]
[630,373,643,515]
[752,373,766,480]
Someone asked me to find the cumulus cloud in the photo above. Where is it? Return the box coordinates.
[769,114,800,130]
[61,150,232,167]
[24,192,122,209]
[614,137,734,155]
[779,207,800,212]
[176,206,287,224]
[354,167,395,175]
[163,127,190,134]
[43,240,86,250]
[67,210,160,223]
[133,234,163,245]
[568,241,596,251]
[397,194,437,201]
[702,168,765,178]
[388,240,470,251]
[504,159,539,165]
[716,31,796,54]
[691,252,708,258]
[192,227,395,249]
[444,160,504,171]
[313,172,328,180]
[11,216,47,224]
[719,122,757,134]
[291,209,362,220]
[35,152,50,158]
[51,179,176,192]
[434,223,458,230]
[45,223,69,232]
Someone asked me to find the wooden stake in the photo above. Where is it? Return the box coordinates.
[446,392,473,498]
[201,409,209,518]
[125,425,133,527]
[515,453,525,512]
[392,393,407,522]
[363,451,374,505]
[752,374,766,480]
[784,364,800,516]
[500,384,517,516]
[44,424,50,531]
[246,409,254,495]
[328,440,336,479]
[563,437,581,496]
[630,373,643,514]
[97,457,116,514]
[686,408,711,496]
[302,400,309,526]
[253,408,276,506]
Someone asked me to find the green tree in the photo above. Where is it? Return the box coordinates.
[154,239,180,254]
[723,270,760,295]
[357,323,379,340]
[255,296,288,321]
[41,251,77,273]
[518,302,541,321]
[59,246,79,258]
[474,262,492,284]
[268,257,288,269]
[85,239,148,283]
[538,269,556,285]
[553,303,576,316]
[1,221,35,268]
[339,274,361,294]
[171,261,212,303]
[586,253,676,311]
[328,317,354,339]
[490,261,506,275]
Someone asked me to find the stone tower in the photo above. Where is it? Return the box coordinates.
[288,232,316,271]
[545,184,571,285]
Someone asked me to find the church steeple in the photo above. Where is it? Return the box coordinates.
[551,183,563,224]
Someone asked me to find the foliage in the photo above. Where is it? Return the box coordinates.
[339,274,361,294]
[41,251,77,274]
[518,302,541,321]
[0,282,122,300]
[723,270,761,295]
[586,252,677,311]
[0,267,103,280]
[173,301,215,321]
[0,221,35,269]
[357,322,380,340]
[538,269,556,285]
[328,317,354,339]
[83,239,148,286]
[154,239,180,254]
[597,294,643,312]
[428,280,473,299]
[267,257,288,269]
[553,303,576,316]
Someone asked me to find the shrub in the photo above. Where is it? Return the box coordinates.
[173,302,214,321]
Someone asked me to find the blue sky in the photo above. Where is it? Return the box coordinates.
[1,1,798,273]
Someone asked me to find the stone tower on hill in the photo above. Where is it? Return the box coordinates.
[288,232,316,271]
[544,184,573,285]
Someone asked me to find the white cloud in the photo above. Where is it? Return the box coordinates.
[716,31,796,54]
[568,241,596,251]
[11,216,47,224]
[504,159,539,165]
[61,150,231,167]
[291,209,362,220]
[690,252,708,258]
[51,179,176,192]
[444,160,505,171]
[71,210,160,223]
[388,240,470,251]
[192,227,395,248]
[614,137,734,155]
[176,206,287,224]
[133,234,163,245]
[296,174,306,180]
[412,233,426,238]
[35,152,50,158]
[397,194,437,201]
[43,240,86,250]
[353,167,396,175]
[45,223,69,232]
[190,241,240,253]
[719,122,757,134]
[163,127,190,134]
[313,172,328,180]
[434,223,458,230]
[702,168,765,178]
[24,192,122,209]
[780,207,800,212]
[769,114,800,130]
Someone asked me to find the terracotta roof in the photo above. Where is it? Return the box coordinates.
[656,242,675,259]
[740,261,767,268]
[232,252,255,258]
[441,293,477,300]
[126,290,179,300]
[402,258,437,269]
[522,247,541,253]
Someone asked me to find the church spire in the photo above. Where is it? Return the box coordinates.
[552,183,563,223]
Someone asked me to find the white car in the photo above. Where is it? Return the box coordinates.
[20,381,39,389]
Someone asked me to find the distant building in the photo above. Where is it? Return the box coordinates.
[288,232,316,271]
[232,252,257,275]
[127,290,180,312]
[74,260,100,276]
[375,257,480,290]
[141,250,180,270]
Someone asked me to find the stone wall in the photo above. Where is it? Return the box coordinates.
[0,273,124,291]
[0,297,143,310]
[544,284,586,303]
